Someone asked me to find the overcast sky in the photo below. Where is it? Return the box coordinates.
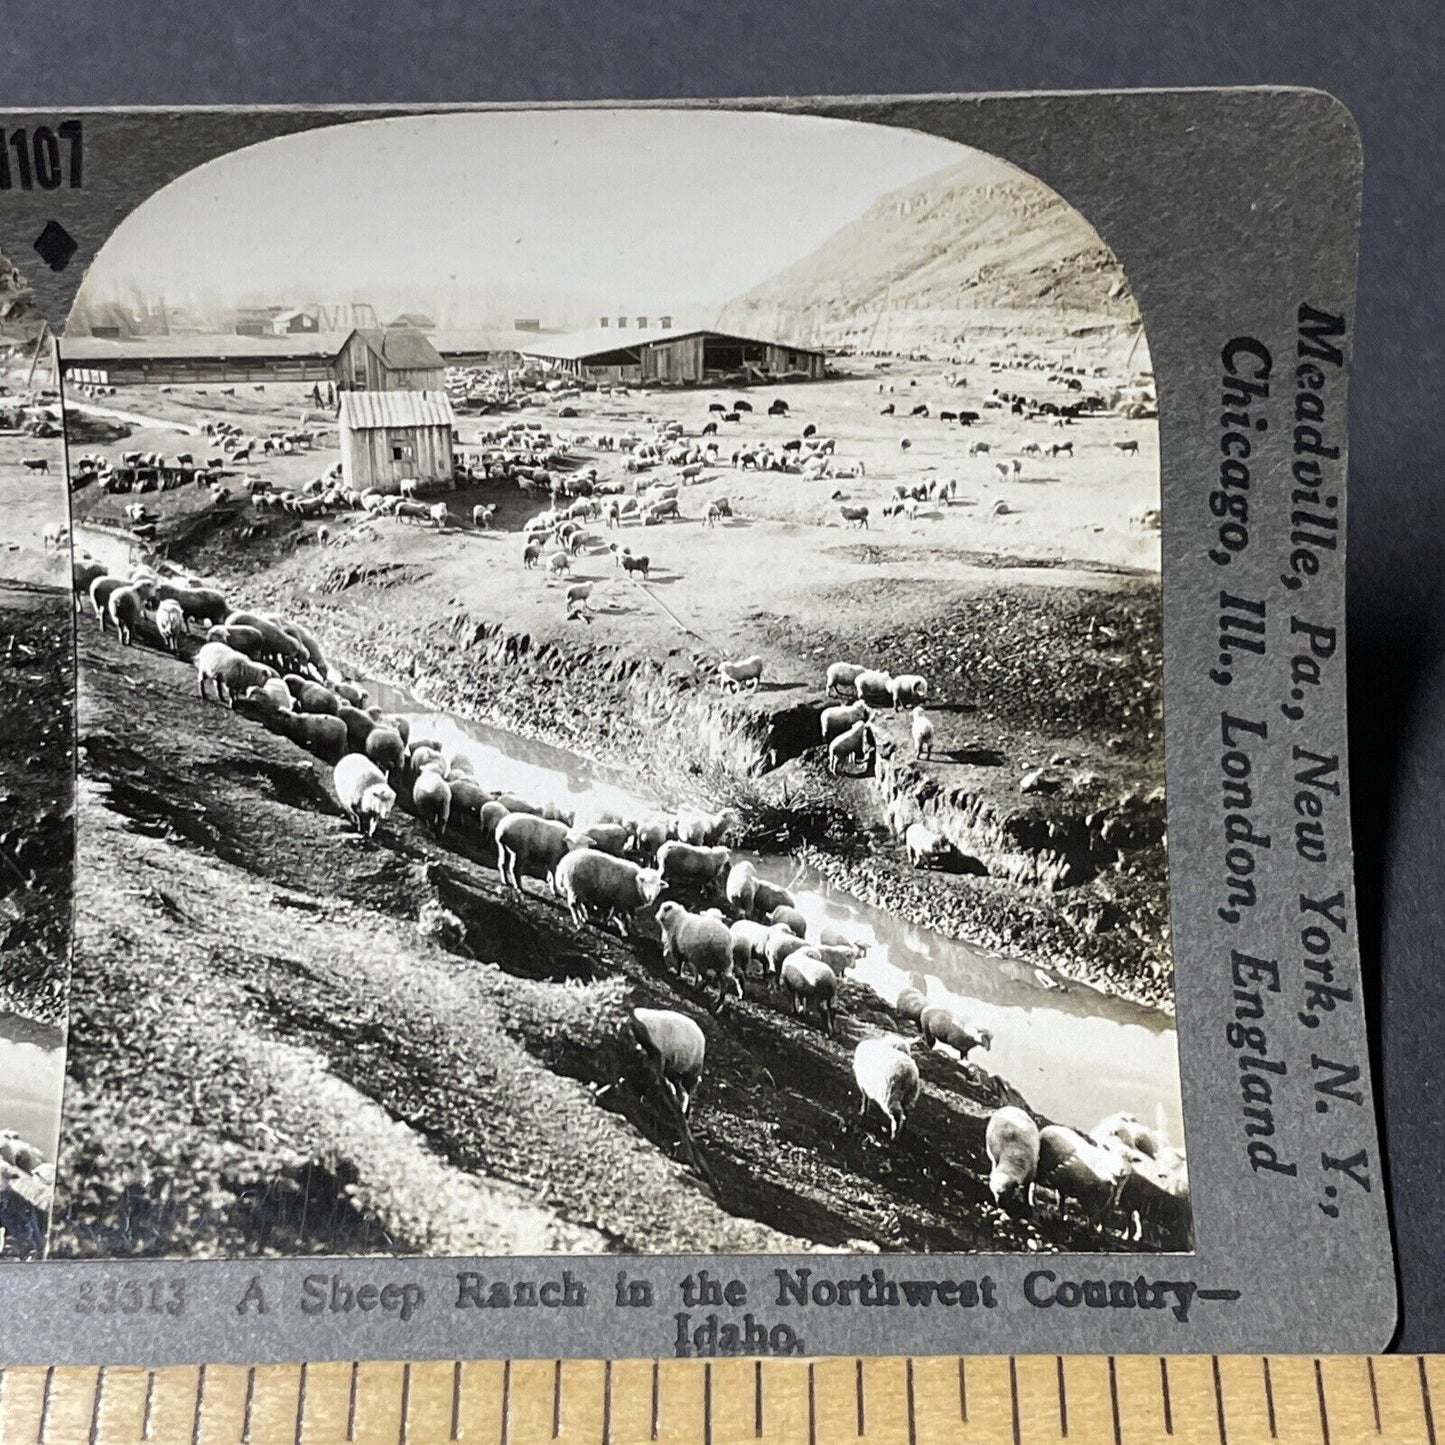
[74,110,1007,315]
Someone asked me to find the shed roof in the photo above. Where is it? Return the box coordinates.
[519,325,826,363]
[354,327,446,373]
[59,332,350,362]
[339,389,455,431]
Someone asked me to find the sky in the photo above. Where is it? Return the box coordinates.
[73,110,1007,319]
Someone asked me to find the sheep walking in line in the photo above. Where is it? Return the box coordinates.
[333,754,397,839]
[986,1107,1041,1206]
[780,954,838,1034]
[413,770,452,839]
[728,918,771,977]
[656,841,731,896]
[911,706,935,759]
[763,924,813,980]
[919,1006,992,1061]
[1036,1125,1132,1230]
[827,719,875,776]
[825,661,866,697]
[749,876,796,919]
[765,904,808,939]
[628,1008,706,1118]
[555,850,665,937]
[821,700,870,742]
[719,655,763,692]
[106,586,146,647]
[853,1038,922,1143]
[196,641,278,707]
[904,822,950,870]
[657,901,739,1004]
[838,504,869,530]
[154,599,187,655]
[852,669,893,706]
[494,812,586,896]
[674,808,739,847]
[889,673,928,710]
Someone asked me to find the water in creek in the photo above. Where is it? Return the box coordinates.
[0,1015,64,1162]
[360,680,1184,1142]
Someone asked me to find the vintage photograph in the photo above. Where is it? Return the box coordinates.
[0,255,70,1258]
[51,108,1190,1260]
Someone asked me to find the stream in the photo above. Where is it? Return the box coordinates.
[365,680,1185,1142]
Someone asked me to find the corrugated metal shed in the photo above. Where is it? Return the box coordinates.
[338,389,455,430]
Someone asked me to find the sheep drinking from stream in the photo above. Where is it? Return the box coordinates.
[919,1006,992,1061]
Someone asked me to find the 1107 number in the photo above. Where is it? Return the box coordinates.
[0,122,83,190]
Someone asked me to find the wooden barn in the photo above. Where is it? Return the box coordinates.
[333,327,447,392]
[338,389,456,494]
[519,326,827,387]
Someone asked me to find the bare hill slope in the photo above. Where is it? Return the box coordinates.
[717,162,1137,352]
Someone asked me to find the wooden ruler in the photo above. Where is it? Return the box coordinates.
[0,1354,1437,1444]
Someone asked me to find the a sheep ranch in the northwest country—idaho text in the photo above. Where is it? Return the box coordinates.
[42,111,1191,1261]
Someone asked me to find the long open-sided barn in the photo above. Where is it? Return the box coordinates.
[519,325,827,386]
[337,388,456,494]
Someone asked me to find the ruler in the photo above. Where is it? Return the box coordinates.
[0,1355,1437,1444]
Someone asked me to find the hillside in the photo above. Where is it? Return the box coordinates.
[717,162,1138,353]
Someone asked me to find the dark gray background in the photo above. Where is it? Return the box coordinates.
[5,0,1440,1351]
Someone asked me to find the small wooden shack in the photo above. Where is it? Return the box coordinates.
[333,327,447,392]
[338,389,455,494]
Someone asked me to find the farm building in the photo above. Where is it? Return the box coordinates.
[338,389,456,494]
[60,332,344,385]
[272,309,320,335]
[519,326,827,386]
[333,327,447,392]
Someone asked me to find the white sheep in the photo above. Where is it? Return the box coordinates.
[821,700,870,741]
[911,706,935,759]
[766,904,807,939]
[852,669,894,705]
[154,598,187,655]
[825,661,866,697]
[890,673,929,710]
[919,1006,991,1060]
[494,812,587,894]
[827,719,875,776]
[853,1038,921,1142]
[413,770,452,838]
[719,655,764,692]
[333,754,397,838]
[763,924,813,979]
[780,954,838,1033]
[674,808,740,846]
[904,822,949,869]
[724,859,759,915]
[195,641,278,707]
[1037,1125,1132,1228]
[629,1008,706,1117]
[555,850,664,936]
[750,876,795,919]
[656,841,731,893]
[728,918,771,977]
[656,901,739,1000]
[986,1107,1041,1205]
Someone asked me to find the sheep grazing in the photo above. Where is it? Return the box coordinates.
[656,841,731,895]
[904,822,950,870]
[919,1006,992,1061]
[411,770,452,838]
[154,599,187,655]
[827,719,875,776]
[577,821,630,856]
[825,661,866,697]
[153,582,230,632]
[750,876,796,920]
[1094,1112,1164,1160]
[628,1008,706,1117]
[494,812,585,895]
[335,704,377,755]
[251,677,295,712]
[674,808,739,847]
[718,655,764,693]
[803,941,861,972]
[1036,1125,1132,1228]
[780,954,838,1033]
[820,700,870,742]
[207,623,267,660]
[90,575,130,631]
[630,814,671,865]
[852,669,893,706]
[472,503,496,528]
[555,850,665,936]
[364,725,407,782]
[446,777,491,838]
[72,559,108,613]
[766,904,807,939]
[522,542,540,570]
[838,504,869,530]
[853,1038,921,1143]
[656,901,739,1003]
[332,754,397,838]
[986,1107,1041,1205]
[889,673,929,710]
[911,706,935,759]
[196,641,278,707]
[106,586,145,647]
[479,800,511,849]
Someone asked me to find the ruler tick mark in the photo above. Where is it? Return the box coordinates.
[1057,1355,1069,1436]
[295,1361,308,1445]
[400,1362,412,1445]
[1160,1357,1173,1436]
[1263,1357,1276,1437]
[451,1360,462,1442]
[1107,1356,1121,1445]
[553,1360,562,1439]
[959,1357,968,1422]
[347,1361,359,1441]
[1314,1359,1330,1445]
[1009,1357,1021,1445]
[856,1359,865,1437]
[754,1360,763,1439]
[1366,1356,1381,1434]
[1213,1356,1229,1445]
[1421,1358,1437,1445]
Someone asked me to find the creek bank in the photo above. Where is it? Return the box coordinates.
[266,589,1171,1010]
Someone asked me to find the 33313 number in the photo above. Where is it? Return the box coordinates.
[0,122,83,190]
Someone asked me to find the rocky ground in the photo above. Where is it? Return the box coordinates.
[52,622,1190,1258]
